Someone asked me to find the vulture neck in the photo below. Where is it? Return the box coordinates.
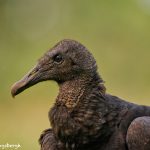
[56,73,105,110]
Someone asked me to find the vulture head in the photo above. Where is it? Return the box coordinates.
[11,39,98,97]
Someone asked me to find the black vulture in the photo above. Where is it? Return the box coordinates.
[11,39,150,150]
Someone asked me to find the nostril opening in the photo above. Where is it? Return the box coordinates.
[35,67,39,72]
[28,68,39,77]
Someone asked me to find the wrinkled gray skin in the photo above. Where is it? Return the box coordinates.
[11,39,150,150]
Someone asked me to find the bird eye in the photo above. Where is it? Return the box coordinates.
[53,54,63,63]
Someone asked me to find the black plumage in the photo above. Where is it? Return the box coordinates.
[11,39,150,150]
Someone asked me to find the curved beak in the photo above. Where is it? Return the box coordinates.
[11,64,42,97]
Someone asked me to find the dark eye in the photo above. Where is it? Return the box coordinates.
[53,54,63,63]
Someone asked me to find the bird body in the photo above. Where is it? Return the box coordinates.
[11,39,150,150]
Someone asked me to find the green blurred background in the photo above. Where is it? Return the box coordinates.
[0,0,150,149]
